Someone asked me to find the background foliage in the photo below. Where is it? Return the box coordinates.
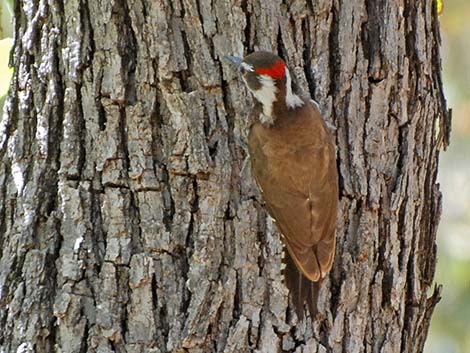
[426,1,470,352]
[0,0,13,110]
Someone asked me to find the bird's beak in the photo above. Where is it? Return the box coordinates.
[225,54,243,68]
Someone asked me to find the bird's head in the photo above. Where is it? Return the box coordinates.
[226,51,287,91]
[226,51,304,124]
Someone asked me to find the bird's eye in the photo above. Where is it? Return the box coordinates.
[240,63,254,73]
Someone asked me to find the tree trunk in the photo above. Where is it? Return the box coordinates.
[0,0,450,352]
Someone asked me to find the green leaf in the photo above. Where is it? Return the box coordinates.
[0,37,13,112]
[1,0,14,38]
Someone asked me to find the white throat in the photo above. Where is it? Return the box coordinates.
[244,69,304,126]
[247,74,277,125]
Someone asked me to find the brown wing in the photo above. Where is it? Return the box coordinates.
[248,106,338,283]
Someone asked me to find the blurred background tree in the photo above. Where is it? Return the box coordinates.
[426,1,470,353]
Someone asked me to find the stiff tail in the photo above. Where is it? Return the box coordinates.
[283,250,321,320]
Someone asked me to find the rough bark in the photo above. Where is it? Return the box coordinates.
[0,1,450,353]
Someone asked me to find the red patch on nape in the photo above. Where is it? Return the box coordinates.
[256,60,286,79]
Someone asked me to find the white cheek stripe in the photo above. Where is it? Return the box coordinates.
[252,74,277,125]
[285,68,304,109]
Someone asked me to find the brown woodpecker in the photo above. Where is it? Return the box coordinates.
[227,51,339,319]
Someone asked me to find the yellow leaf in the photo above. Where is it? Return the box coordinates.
[437,0,444,15]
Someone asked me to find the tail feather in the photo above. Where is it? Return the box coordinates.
[283,251,321,320]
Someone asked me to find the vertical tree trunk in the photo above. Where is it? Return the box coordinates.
[0,1,450,352]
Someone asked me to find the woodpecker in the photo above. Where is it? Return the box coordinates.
[227,51,339,319]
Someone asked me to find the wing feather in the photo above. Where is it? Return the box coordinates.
[248,106,338,283]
